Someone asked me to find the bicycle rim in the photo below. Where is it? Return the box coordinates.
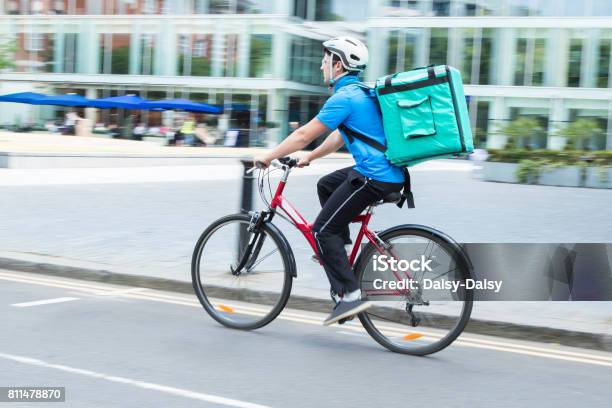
[192,214,292,330]
[356,227,473,355]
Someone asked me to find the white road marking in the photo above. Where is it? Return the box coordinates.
[97,287,148,296]
[12,297,80,308]
[338,330,364,337]
[3,271,612,367]
[0,352,271,408]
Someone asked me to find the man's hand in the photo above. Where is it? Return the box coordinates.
[253,155,271,169]
[297,155,311,168]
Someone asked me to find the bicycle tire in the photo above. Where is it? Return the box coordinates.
[355,225,473,355]
[192,213,294,330]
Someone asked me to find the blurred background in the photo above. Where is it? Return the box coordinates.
[0,0,610,151]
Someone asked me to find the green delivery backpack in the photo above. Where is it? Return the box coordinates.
[339,65,473,168]
[375,65,474,167]
[337,65,474,209]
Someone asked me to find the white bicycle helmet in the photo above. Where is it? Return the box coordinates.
[323,36,369,71]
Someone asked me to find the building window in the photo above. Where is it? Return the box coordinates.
[474,100,490,148]
[289,36,322,85]
[221,34,239,77]
[15,32,55,73]
[62,33,78,73]
[479,28,493,84]
[597,40,611,88]
[461,28,476,84]
[40,33,56,72]
[139,34,155,75]
[177,34,212,76]
[209,0,238,14]
[510,0,534,16]
[387,29,417,74]
[514,33,546,86]
[429,28,448,66]
[531,38,545,86]
[514,38,527,85]
[592,0,612,16]
[249,34,273,78]
[385,0,424,16]
[315,0,333,20]
[567,38,583,87]
[431,0,450,16]
[143,0,156,14]
[455,0,499,16]
[294,0,308,19]
[99,33,130,75]
[25,33,44,52]
[6,0,19,14]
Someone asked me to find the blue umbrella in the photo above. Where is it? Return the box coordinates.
[0,91,48,104]
[229,103,250,112]
[38,93,91,107]
[142,98,223,114]
[88,95,147,109]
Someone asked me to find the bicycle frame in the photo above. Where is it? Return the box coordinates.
[267,165,386,267]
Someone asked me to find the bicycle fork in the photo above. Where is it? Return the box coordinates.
[231,211,269,275]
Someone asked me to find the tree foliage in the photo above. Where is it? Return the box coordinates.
[556,118,602,150]
[0,36,17,71]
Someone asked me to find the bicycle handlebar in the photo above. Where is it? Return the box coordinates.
[251,156,299,172]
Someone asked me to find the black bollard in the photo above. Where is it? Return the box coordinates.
[240,157,255,213]
[238,157,255,259]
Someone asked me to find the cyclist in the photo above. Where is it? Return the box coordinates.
[254,36,405,325]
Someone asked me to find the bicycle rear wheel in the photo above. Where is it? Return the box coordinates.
[356,226,473,355]
[192,213,293,330]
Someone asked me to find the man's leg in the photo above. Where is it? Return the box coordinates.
[312,171,382,296]
[316,166,353,245]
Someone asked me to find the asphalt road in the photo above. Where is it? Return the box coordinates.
[1,270,611,408]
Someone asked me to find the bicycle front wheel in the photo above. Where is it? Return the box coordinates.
[192,214,293,330]
[356,226,473,355]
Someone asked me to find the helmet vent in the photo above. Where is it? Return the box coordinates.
[350,54,360,61]
[346,39,357,46]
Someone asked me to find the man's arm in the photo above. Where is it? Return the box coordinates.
[298,130,344,167]
[255,118,329,166]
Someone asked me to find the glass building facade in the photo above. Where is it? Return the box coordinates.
[0,0,611,149]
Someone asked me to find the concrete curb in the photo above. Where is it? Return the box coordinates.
[1,256,611,352]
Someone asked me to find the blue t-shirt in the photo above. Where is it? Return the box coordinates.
[315,75,405,184]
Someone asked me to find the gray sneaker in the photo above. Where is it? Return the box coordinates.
[323,300,372,326]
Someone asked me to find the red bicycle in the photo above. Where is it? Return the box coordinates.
[192,157,473,355]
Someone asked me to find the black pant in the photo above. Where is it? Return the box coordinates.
[313,167,404,296]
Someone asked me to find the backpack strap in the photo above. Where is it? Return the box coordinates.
[397,168,415,209]
[337,123,386,153]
